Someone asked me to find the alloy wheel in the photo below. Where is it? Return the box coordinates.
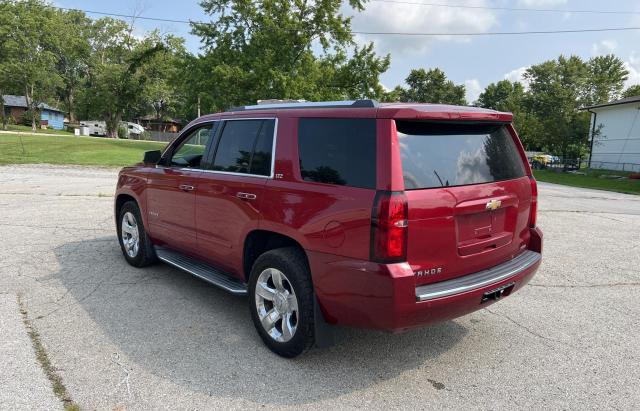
[121,211,140,258]
[254,268,299,342]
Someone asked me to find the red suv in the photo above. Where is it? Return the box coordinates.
[115,100,542,357]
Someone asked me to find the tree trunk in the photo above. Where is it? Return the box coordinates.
[66,89,76,123]
[106,112,120,138]
[0,91,6,131]
[25,85,37,132]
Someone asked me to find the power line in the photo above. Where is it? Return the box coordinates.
[370,0,640,15]
[354,27,640,36]
[55,6,640,37]
[58,7,192,24]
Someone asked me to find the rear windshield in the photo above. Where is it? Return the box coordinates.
[397,121,526,190]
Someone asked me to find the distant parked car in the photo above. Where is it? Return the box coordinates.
[115,100,543,357]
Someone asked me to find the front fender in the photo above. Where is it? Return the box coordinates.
[115,168,149,229]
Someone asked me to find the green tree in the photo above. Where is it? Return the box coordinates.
[189,0,390,112]
[586,54,628,105]
[477,79,541,149]
[524,55,591,159]
[477,80,525,112]
[54,9,93,123]
[332,43,390,101]
[0,0,63,131]
[622,84,640,98]
[78,18,165,136]
[396,68,466,105]
[0,1,10,130]
[381,86,404,102]
[140,34,188,124]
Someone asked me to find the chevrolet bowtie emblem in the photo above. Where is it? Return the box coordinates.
[486,199,502,211]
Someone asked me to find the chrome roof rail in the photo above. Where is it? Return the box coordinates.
[228,99,378,111]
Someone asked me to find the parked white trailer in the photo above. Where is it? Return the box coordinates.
[124,122,145,138]
[80,121,107,137]
[79,121,145,138]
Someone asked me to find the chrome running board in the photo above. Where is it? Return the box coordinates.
[155,247,247,295]
[415,250,541,301]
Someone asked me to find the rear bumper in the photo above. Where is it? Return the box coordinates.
[310,227,543,332]
[415,250,540,302]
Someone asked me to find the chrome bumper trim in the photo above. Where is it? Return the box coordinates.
[415,250,541,301]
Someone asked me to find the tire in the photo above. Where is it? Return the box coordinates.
[248,247,315,358]
[117,201,157,267]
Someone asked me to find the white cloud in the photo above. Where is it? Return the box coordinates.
[591,40,617,56]
[504,66,530,87]
[624,53,640,88]
[465,79,483,103]
[349,1,497,55]
[517,0,567,6]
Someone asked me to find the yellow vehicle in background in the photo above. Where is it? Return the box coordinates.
[531,154,554,169]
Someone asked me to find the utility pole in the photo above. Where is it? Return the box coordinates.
[197,95,201,118]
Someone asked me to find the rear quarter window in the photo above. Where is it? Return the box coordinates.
[397,121,526,190]
[298,118,376,189]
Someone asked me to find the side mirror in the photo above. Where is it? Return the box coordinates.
[143,150,162,165]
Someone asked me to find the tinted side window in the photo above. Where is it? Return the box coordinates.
[212,120,266,174]
[298,118,376,189]
[250,120,275,176]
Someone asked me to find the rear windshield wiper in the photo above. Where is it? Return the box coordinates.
[434,170,445,187]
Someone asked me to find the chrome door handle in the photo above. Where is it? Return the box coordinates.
[236,192,257,200]
[179,184,195,192]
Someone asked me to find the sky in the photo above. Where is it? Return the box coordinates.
[54,0,640,102]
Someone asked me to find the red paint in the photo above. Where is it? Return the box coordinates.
[194,173,267,275]
[115,103,542,332]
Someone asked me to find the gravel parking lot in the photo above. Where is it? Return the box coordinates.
[1,164,639,410]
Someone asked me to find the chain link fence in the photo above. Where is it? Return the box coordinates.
[589,161,640,173]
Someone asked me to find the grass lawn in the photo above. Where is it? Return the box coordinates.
[5,124,74,135]
[533,169,640,195]
[0,134,167,167]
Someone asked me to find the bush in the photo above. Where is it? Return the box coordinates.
[117,125,128,139]
[20,109,40,127]
[0,114,16,127]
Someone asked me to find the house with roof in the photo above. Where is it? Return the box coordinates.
[1,95,66,130]
[134,115,183,133]
[582,95,640,172]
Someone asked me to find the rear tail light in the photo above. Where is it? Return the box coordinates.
[371,191,408,263]
[529,176,538,228]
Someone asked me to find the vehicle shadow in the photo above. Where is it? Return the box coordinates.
[50,236,468,406]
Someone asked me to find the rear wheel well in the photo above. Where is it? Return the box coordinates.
[243,230,308,282]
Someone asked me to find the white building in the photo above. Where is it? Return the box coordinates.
[582,96,640,172]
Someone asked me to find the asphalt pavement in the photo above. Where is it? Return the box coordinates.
[0,164,638,410]
[0,295,61,410]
